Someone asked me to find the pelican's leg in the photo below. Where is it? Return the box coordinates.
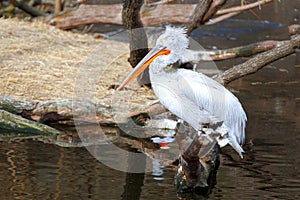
[178,154,188,166]
[175,119,185,132]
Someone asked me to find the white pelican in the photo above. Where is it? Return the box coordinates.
[117,26,247,158]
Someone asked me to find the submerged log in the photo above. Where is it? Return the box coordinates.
[175,123,219,195]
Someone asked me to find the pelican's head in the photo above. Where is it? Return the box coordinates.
[156,26,189,56]
[117,26,189,91]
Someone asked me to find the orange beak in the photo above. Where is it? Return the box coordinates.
[117,45,171,91]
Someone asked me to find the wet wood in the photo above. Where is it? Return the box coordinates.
[175,124,219,193]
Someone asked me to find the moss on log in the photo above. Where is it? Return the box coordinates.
[0,109,62,136]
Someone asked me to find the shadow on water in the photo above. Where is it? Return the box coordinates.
[1,0,300,199]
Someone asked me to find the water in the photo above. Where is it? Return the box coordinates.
[1,0,300,199]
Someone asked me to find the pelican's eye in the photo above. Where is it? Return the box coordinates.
[163,60,182,72]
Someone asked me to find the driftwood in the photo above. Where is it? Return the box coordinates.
[49,1,272,30]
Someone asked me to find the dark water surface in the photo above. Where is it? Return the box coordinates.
[1,0,300,199]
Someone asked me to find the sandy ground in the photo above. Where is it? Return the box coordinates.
[0,18,155,111]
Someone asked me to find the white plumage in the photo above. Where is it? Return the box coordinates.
[118,26,247,158]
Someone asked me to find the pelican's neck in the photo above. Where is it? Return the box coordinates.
[149,54,180,75]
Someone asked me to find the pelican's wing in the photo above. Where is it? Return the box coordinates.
[176,69,247,146]
[151,75,221,131]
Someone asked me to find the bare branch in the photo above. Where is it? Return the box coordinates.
[202,0,227,23]
[213,34,300,85]
[145,0,176,6]
[211,40,290,60]
[186,0,213,36]
[205,11,239,25]
[216,0,273,15]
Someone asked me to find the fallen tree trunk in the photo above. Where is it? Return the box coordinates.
[0,96,115,124]
[49,1,272,30]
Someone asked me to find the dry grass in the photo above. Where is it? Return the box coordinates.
[0,18,155,111]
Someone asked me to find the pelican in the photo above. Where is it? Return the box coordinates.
[117,26,247,158]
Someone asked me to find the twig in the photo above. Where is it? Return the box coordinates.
[145,0,176,6]
[202,0,227,23]
[213,34,300,85]
[216,0,273,15]
[205,11,239,25]
[206,0,274,25]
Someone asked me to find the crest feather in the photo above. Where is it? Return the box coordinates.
[156,26,189,50]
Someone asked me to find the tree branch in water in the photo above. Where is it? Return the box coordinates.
[213,34,300,85]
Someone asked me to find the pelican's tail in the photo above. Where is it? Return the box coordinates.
[212,125,244,158]
[229,139,244,158]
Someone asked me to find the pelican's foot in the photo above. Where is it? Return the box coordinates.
[216,136,230,148]
[177,119,184,124]
[197,130,207,137]
[216,124,229,137]
[145,99,160,106]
